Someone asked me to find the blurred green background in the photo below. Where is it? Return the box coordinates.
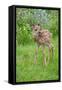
[16,8,59,82]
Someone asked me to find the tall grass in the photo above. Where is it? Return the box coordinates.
[16,37,59,82]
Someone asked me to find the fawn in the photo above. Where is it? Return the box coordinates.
[32,24,54,65]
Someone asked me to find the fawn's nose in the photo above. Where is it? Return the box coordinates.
[35,29,37,31]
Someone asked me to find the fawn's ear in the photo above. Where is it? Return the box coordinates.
[38,24,40,26]
[32,24,34,27]
[32,24,34,29]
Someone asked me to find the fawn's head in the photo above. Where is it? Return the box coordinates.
[32,24,41,31]
[31,24,41,37]
[32,24,41,35]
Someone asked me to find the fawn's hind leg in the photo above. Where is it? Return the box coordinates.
[42,45,47,66]
[47,43,54,64]
[50,43,54,62]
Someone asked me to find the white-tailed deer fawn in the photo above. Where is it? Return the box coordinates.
[32,24,54,65]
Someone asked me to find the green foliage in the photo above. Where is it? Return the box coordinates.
[47,10,59,37]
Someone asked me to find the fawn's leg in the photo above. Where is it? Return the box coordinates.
[48,44,51,64]
[42,45,47,66]
[34,44,39,64]
[50,43,54,62]
[48,43,54,64]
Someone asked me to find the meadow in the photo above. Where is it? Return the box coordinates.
[16,37,59,82]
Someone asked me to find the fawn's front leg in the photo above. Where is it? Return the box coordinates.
[42,45,47,66]
[34,44,39,64]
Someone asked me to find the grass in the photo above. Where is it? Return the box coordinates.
[16,37,59,82]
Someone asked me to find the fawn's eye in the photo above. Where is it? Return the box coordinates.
[35,29,37,31]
